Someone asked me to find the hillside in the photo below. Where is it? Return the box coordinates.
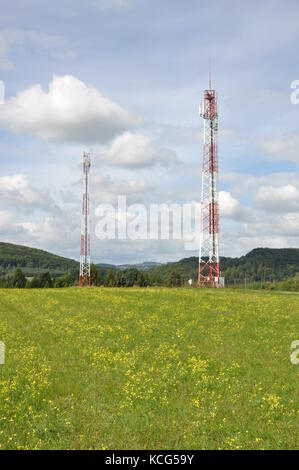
[145,248,299,285]
[0,242,78,277]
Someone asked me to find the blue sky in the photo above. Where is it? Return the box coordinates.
[0,0,298,263]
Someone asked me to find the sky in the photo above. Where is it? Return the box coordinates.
[0,0,298,264]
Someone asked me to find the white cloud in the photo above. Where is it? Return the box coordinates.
[0,174,51,211]
[221,171,299,189]
[261,133,299,163]
[98,131,180,168]
[219,191,241,219]
[14,207,80,256]
[217,179,299,256]
[242,211,299,239]
[254,185,299,212]
[0,75,141,143]
[280,213,299,236]
[0,210,16,233]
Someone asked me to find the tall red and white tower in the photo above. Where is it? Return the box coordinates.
[198,78,221,287]
[79,152,91,287]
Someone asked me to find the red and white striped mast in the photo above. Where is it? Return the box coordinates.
[79,152,91,287]
[198,75,220,287]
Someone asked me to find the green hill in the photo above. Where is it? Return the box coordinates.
[145,248,299,285]
[0,242,78,277]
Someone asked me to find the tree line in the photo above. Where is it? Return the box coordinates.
[0,264,183,288]
[1,263,298,291]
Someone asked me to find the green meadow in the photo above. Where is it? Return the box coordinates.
[0,288,298,449]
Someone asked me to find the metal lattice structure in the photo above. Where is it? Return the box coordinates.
[79,152,91,287]
[198,79,221,287]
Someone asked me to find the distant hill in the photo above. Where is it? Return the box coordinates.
[96,261,162,272]
[97,263,116,269]
[96,261,162,271]
[0,242,78,277]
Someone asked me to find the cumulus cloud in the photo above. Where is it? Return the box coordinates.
[0,174,51,211]
[280,213,299,236]
[222,233,299,258]
[17,216,72,244]
[219,191,241,219]
[243,211,299,239]
[220,172,299,206]
[0,75,141,143]
[97,131,180,168]
[254,184,299,212]
[14,205,80,256]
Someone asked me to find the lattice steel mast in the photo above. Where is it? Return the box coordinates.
[198,77,220,287]
[79,152,91,287]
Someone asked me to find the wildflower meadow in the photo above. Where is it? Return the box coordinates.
[0,288,298,449]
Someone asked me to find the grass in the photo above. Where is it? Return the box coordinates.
[0,288,298,450]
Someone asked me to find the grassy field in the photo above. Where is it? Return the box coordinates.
[0,288,298,450]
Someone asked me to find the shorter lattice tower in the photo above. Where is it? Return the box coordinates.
[79,152,91,287]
